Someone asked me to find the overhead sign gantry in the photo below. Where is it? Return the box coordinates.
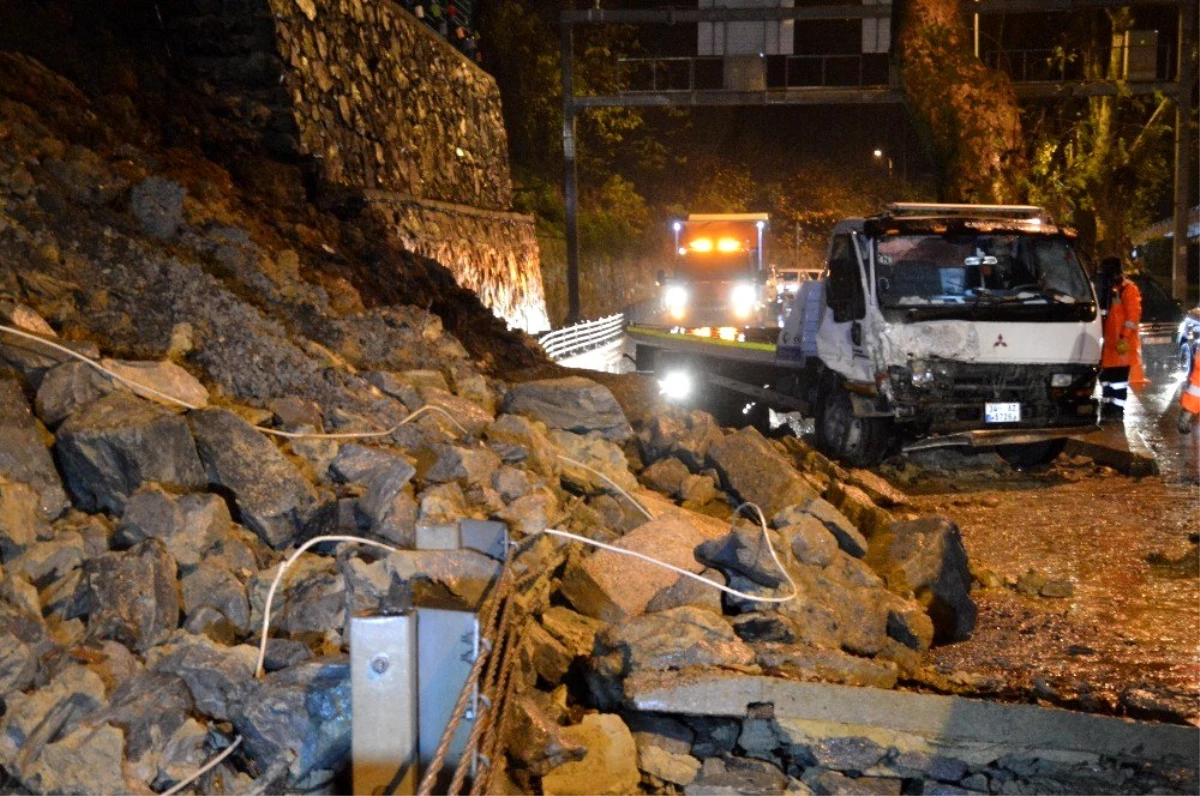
[559,0,1197,320]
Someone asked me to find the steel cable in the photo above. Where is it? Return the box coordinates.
[416,548,514,796]
[446,569,522,795]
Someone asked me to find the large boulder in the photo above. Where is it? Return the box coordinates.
[232,657,351,790]
[190,408,317,549]
[590,606,755,703]
[34,360,118,427]
[707,427,818,518]
[0,478,46,561]
[0,377,70,519]
[504,377,633,442]
[696,525,791,588]
[560,512,712,622]
[549,430,638,496]
[541,714,641,796]
[84,538,180,653]
[864,517,976,643]
[505,693,586,777]
[55,391,205,514]
[148,634,258,722]
[115,486,228,569]
[98,359,209,409]
[485,414,559,478]
[775,499,869,559]
[0,601,48,695]
[638,409,724,472]
[358,461,419,546]
[93,670,194,769]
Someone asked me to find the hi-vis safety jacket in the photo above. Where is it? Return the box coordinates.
[1101,278,1142,369]
[1182,350,1200,415]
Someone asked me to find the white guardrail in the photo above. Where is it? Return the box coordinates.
[537,313,626,361]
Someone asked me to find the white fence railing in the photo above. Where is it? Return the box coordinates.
[538,314,626,361]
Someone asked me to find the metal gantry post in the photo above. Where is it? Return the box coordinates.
[1171,0,1197,302]
[562,20,582,324]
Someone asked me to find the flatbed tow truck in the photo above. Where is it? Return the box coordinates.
[630,203,1105,468]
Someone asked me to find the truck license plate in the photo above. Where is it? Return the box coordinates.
[985,402,1021,423]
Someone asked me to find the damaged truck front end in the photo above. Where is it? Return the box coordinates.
[805,204,1103,467]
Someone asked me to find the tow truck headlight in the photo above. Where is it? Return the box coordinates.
[664,285,688,319]
[659,370,693,401]
[1050,373,1074,388]
[731,282,756,319]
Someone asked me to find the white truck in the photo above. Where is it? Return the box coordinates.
[631,203,1103,467]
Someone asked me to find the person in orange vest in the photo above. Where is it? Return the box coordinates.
[1097,256,1142,419]
[1179,345,1200,433]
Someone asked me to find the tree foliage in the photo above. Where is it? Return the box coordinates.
[895,0,1026,203]
[1024,9,1175,257]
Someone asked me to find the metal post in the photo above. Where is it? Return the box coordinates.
[416,608,481,783]
[562,21,582,324]
[351,615,418,796]
[1171,0,1196,301]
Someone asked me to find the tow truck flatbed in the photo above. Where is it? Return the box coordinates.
[625,325,783,367]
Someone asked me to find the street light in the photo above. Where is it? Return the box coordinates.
[873,148,893,178]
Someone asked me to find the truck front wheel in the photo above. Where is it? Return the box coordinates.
[814,381,892,467]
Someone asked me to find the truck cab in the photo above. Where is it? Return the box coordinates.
[659,213,776,329]
[781,203,1102,466]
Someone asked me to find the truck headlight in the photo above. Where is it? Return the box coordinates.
[731,283,756,319]
[664,285,688,319]
[1050,373,1074,388]
[909,360,936,386]
[659,370,692,401]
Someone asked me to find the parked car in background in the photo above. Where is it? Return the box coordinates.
[1130,273,1184,348]
[1176,303,1200,374]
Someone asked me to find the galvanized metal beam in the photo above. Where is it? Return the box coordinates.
[572,80,1175,108]
[1012,80,1180,99]
[351,614,419,796]
[561,0,1183,25]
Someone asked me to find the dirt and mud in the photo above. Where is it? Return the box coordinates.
[885,353,1199,726]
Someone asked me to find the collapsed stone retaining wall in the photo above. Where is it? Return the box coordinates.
[166,0,547,330]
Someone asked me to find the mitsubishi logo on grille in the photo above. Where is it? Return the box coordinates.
[993,334,1008,348]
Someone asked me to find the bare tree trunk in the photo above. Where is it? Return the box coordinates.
[896,0,1026,203]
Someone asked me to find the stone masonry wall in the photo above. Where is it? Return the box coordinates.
[265,0,512,209]
[167,0,547,330]
[369,194,550,332]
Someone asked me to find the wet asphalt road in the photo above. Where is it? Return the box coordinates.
[909,345,1199,724]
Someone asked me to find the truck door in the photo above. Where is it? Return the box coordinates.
[818,232,873,382]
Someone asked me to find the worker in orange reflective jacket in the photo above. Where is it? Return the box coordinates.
[1178,344,1200,433]
[1098,256,1142,419]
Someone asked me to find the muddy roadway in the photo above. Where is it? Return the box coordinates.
[881,345,1199,726]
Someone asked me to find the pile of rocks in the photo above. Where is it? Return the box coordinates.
[0,273,981,794]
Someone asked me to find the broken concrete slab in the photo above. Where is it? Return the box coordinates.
[624,671,1199,769]
[1064,427,1158,478]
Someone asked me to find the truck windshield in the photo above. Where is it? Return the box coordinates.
[873,233,1092,308]
[674,252,756,280]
